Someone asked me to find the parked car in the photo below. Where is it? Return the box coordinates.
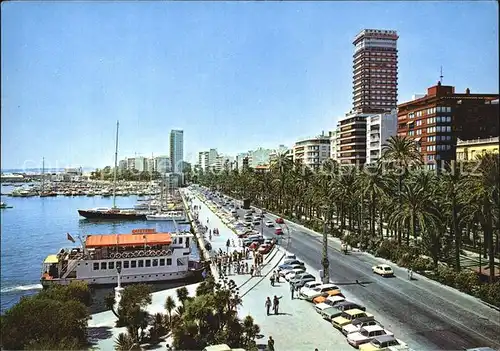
[282,259,304,266]
[258,244,273,255]
[312,289,344,304]
[265,220,274,227]
[275,217,284,224]
[285,268,307,281]
[275,228,284,235]
[319,301,366,321]
[300,283,339,301]
[331,309,375,329]
[346,325,393,348]
[314,296,345,314]
[372,264,394,277]
[289,273,316,288]
[342,317,381,336]
[281,266,306,278]
[358,335,409,351]
[277,263,295,272]
[284,254,296,260]
[299,281,323,296]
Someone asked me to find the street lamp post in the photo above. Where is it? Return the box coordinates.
[114,262,124,311]
[321,206,330,284]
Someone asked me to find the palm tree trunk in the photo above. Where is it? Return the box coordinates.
[452,199,461,271]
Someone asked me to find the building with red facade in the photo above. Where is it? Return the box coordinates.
[397,82,499,168]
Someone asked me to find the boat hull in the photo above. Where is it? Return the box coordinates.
[41,269,201,288]
[78,210,147,220]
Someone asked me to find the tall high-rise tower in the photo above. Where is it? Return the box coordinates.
[352,29,398,113]
[169,130,184,174]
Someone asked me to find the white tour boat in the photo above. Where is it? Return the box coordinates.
[40,228,196,286]
[146,211,186,222]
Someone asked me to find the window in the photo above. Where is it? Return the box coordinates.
[145,259,151,267]
[93,263,99,270]
[138,260,144,268]
[427,155,435,161]
[153,259,158,267]
[447,126,451,132]
[167,258,172,266]
[446,106,451,112]
[416,120,422,126]
[417,129,422,135]
[131,260,137,268]
[159,259,165,266]
[109,262,115,270]
[101,262,107,270]
[124,261,130,269]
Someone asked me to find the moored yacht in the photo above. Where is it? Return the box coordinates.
[41,229,197,286]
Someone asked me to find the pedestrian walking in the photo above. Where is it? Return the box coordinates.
[273,295,282,315]
[409,268,413,280]
[407,268,411,280]
[290,282,295,299]
[267,336,275,351]
[265,297,272,315]
[275,270,280,283]
[270,273,275,286]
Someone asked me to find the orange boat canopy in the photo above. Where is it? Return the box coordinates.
[85,233,172,248]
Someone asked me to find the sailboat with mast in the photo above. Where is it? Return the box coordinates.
[40,157,57,197]
[77,121,148,220]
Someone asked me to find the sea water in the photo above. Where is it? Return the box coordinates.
[0,186,198,313]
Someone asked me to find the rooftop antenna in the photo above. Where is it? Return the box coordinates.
[439,66,444,84]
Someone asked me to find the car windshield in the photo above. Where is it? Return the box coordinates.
[384,267,392,271]
[361,329,370,337]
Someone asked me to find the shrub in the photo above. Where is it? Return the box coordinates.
[454,270,480,295]
[476,282,500,308]
[411,256,434,272]
[375,240,399,260]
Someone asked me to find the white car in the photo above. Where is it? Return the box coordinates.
[299,281,322,295]
[284,254,296,260]
[372,264,394,277]
[347,325,394,348]
[284,268,306,281]
[279,264,304,277]
[359,335,409,351]
[342,317,380,336]
[314,297,345,314]
[265,220,274,227]
[300,283,339,301]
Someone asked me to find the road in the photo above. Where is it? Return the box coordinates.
[200,188,500,351]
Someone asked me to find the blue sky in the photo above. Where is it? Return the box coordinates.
[1,1,498,170]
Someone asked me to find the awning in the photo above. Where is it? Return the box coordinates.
[44,254,59,264]
[86,233,172,248]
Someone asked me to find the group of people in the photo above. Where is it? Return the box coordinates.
[269,270,281,286]
[208,228,220,240]
[214,249,251,276]
[264,295,283,315]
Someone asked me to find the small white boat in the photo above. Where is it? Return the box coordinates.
[146,211,186,221]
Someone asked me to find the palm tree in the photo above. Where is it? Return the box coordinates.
[465,152,499,282]
[164,295,176,327]
[382,135,423,244]
[176,286,190,306]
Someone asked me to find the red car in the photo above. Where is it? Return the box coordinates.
[275,228,283,235]
[258,244,272,255]
[275,217,284,224]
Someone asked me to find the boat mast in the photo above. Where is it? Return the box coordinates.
[112,121,119,209]
[41,157,45,195]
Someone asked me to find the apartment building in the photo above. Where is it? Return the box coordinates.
[456,137,499,161]
[353,29,399,113]
[365,109,398,164]
[329,130,339,161]
[397,82,499,168]
[337,112,372,165]
[293,134,331,170]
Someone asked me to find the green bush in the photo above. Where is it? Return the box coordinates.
[454,270,480,295]
[476,282,500,308]
[375,240,399,260]
[410,256,434,272]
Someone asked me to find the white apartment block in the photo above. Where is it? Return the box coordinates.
[155,156,171,174]
[249,147,272,168]
[293,133,331,170]
[198,151,209,171]
[329,130,339,161]
[365,109,398,165]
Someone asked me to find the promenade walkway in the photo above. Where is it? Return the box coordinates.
[186,188,353,351]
